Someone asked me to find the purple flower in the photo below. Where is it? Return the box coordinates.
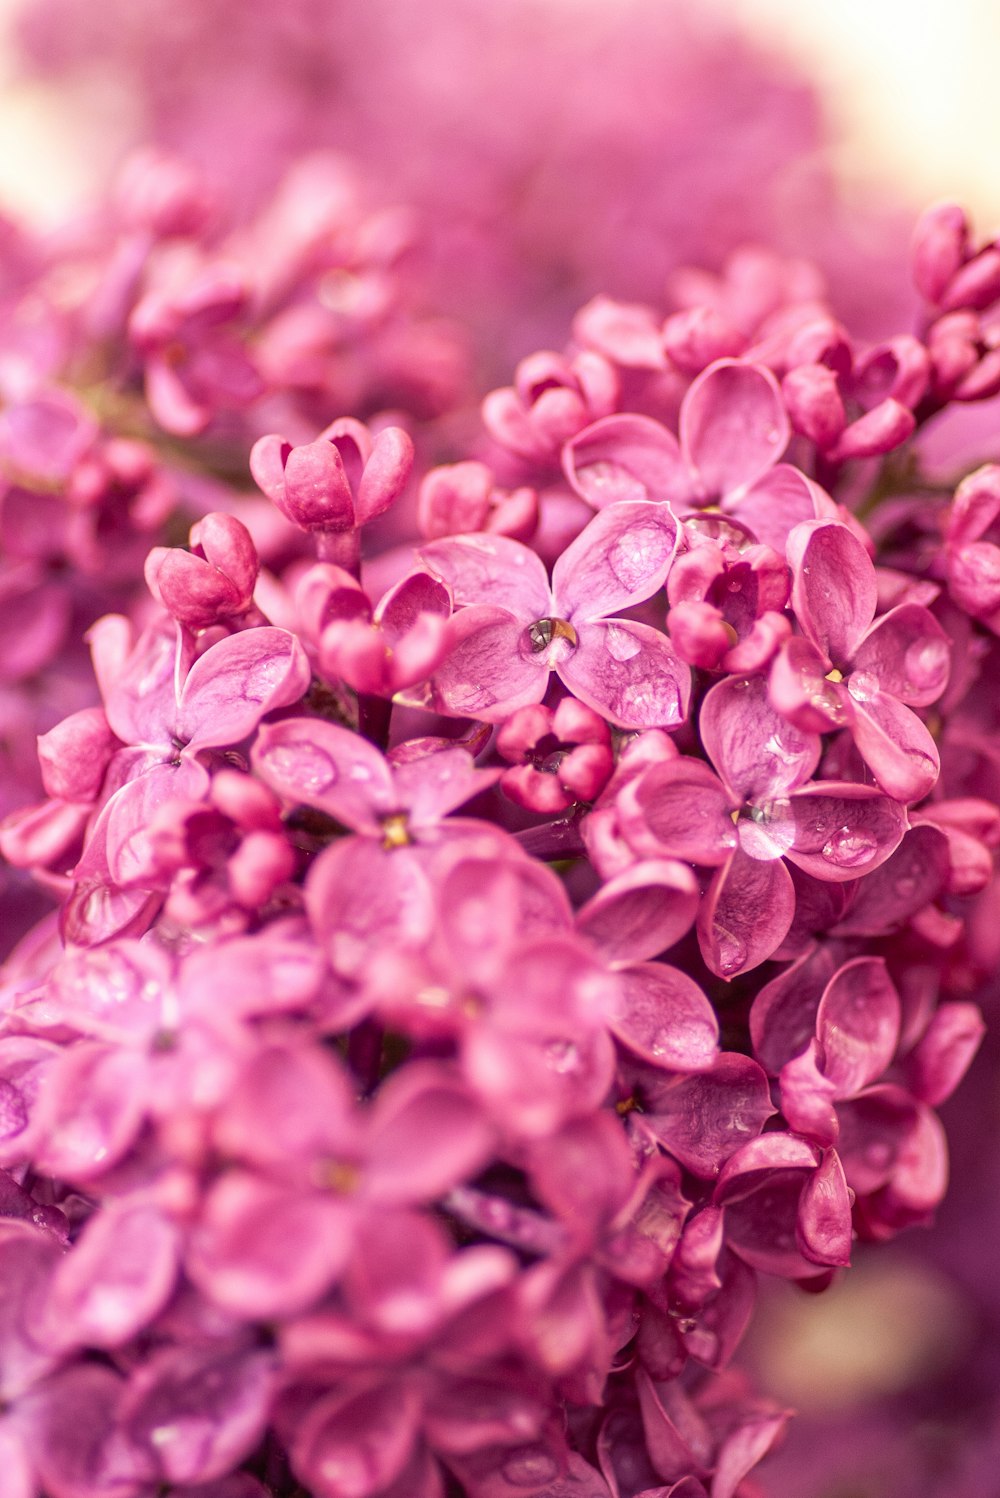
[773,517,950,801]
[419,500,688,727]
[563,358,829,551]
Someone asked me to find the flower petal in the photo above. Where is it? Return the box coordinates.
[558,619,690,730]
[553,500,680,620]
[562,413,691,508]
[419,534,549,618]
[253,717,394,831]
[787,519,876,665]
[697,846,796,978]
[178,627,310,750]
[681,359,789,497]
[852,604,950,706]
[701,673,820,803]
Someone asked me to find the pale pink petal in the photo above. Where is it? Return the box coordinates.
[575,860,700,963]
[700,674,820,804]
[366,1063,495,1204]
[120,1344,275,1487]
[848,689,940,803]
[431,606,547,721]
[292,1381,423,1498]
[816,957,901,1097]
[307,839,436,979]
[613,964,719,1072]
[786,783,907,881]
[562,413,691,508]
[681,360,789,496]
[252,717,394,831]
[419,534,549,618]
[552,500,679,620]
[394,748,500,830]
[178,627,310,749]
[904,1002,985,1107]
[726,463,822,552]
[558,619,690,730]
[643,1053,776,1177]
[42,1199,180,1350]
[615,759,737,867]
[187,1172,354,1318]
[769,636,850,734]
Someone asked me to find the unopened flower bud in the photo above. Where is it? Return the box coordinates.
[145,512,258,628]
[781,364,846,450]
[911,202,969,304]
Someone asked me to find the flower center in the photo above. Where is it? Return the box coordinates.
[380,812,412,849]
[528,616,578,654]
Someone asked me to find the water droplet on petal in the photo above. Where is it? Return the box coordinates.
[714,929,748,975]
[266,742,338,796]
[821,825,878,868]
[502,1447,560,1487]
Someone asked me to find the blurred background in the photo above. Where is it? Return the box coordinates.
[0,2,998,1495]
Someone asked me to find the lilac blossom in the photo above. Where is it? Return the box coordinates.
[773,517,950,801]
[419,500,689,727]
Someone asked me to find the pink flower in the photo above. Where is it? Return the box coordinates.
[420,500,688,727]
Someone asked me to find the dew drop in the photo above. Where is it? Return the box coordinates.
[267,742,337,795]
[715,930,748,975]
[821,825,878,868]
[502,1447,560,1487]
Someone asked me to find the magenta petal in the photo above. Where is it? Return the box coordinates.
[431,606,547,721]
[712,1414,790,1498]
[681,359,790,496]
[559,619,690,730]
[848,690,940,803]
[727,463,822,552]
[178,627,310,749]
[816,957,900,1096]
[552,500,679,619]
[749,943,839,1075]
[700,674,820,803]
[419,534,550,617]
[293,1381,423,1498]
[356,427,414,525]
[612,963,719,1072]
[852,604,951,706]
[832,825,949,935]
[785,783,907,881]
[575,860,700,963]
[615,759,736,867]
[777,1041,839,1145]
[0,1224,62,1401]
[283,438,354,530]
[121,1345,275,1487]
[562,413,691,508]
[32,1043,146,1182]
[252,717,394,830]
[187,1172,353,1318]
[643,1053,776,1177]
[835,1085,918,1195]
[769,637,849,734]
[43,1199,179,1350]
[697,847,796,979]
[367,1064,495,1204]
[904,1002,985,1107]
[796,1148,853,1267]
[788,519,877,665]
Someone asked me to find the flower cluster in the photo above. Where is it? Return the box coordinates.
[0,172,997,1496]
